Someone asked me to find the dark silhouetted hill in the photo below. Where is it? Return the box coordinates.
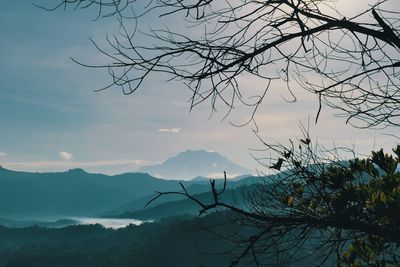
[0,167,183,218]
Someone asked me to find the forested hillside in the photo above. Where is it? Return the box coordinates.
[0,213,314,267]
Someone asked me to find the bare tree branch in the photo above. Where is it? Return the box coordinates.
[43,0,400,128]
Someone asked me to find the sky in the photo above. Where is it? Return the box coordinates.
[0,0,398,175]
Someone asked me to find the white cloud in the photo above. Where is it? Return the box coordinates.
[157,128,181,133]
[0,152,6,157]
[59,151,74,161]
[208,172,237,179]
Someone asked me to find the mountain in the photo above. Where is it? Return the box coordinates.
[114,188,243,220]
[101,177,234,216]
[105,175,264,220]
[0,167,184,219]
[138,149,252,180]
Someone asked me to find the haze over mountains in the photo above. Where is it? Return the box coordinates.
[0,149,254,220]
[138,149,252,180]
[0,167,180,219]
[0,149,264,267]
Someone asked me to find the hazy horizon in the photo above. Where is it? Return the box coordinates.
[0,149,254,180]
[0,0,398,175]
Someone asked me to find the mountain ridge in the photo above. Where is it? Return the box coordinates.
[0,167,185,219]
[138,149,252,180]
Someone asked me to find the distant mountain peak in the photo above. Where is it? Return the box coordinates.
[66,168,87,174]
[138,149,252,180]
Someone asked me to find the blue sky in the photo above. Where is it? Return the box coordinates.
[0,0,398,175]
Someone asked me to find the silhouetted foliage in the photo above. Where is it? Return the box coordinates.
[148,144,400,266]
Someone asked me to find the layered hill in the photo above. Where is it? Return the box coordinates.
[0,167,182,219]
[0,149,254,219]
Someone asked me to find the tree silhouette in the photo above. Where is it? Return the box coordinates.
[42,0,400,266]
[147,141,400,266]
[41,0,400,128]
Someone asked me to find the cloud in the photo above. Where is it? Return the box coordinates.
[208,172,237,179]
[59,151,74,161]
[157,128,181,133]
[0,152,6,157]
